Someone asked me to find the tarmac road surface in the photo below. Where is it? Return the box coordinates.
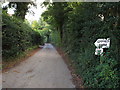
[2,43,75,88]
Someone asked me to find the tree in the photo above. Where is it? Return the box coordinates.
[8,2,36,20]
[42,2,120,88]
[41,2,71,42]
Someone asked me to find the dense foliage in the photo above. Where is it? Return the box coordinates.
[42,2,120,88]
[31,19,52,43]
[8,2,36,20]
[2,12,43,61]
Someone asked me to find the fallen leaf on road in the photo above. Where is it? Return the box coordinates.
[2,80,5,82]
[26,69,33,73]
[5,72,9,73]
[28,75,34,79]
[13,70,20,73]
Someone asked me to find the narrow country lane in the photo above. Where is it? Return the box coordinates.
[2,44,75,88]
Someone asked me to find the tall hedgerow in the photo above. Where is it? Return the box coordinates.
[2,12,43,61]
[42,2,120,88]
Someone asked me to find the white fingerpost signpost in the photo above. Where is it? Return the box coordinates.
[94,38,110,56]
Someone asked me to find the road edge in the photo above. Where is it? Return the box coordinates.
[55,47,84,89]
[2,47,42,73]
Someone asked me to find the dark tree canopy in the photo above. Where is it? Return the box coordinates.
[42,2,120,88]
[8,2,36,20]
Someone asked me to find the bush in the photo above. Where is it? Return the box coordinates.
[42,2,120,88]
[2,12,43,61]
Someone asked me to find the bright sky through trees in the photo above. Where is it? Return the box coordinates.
[2,0,46,22]
[25,0,46,22]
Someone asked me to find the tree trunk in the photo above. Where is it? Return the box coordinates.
[59,24,63,43]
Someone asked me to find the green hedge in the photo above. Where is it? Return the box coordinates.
[2,12,44,61]
[49,2,120,88]
[63,3,120,88]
